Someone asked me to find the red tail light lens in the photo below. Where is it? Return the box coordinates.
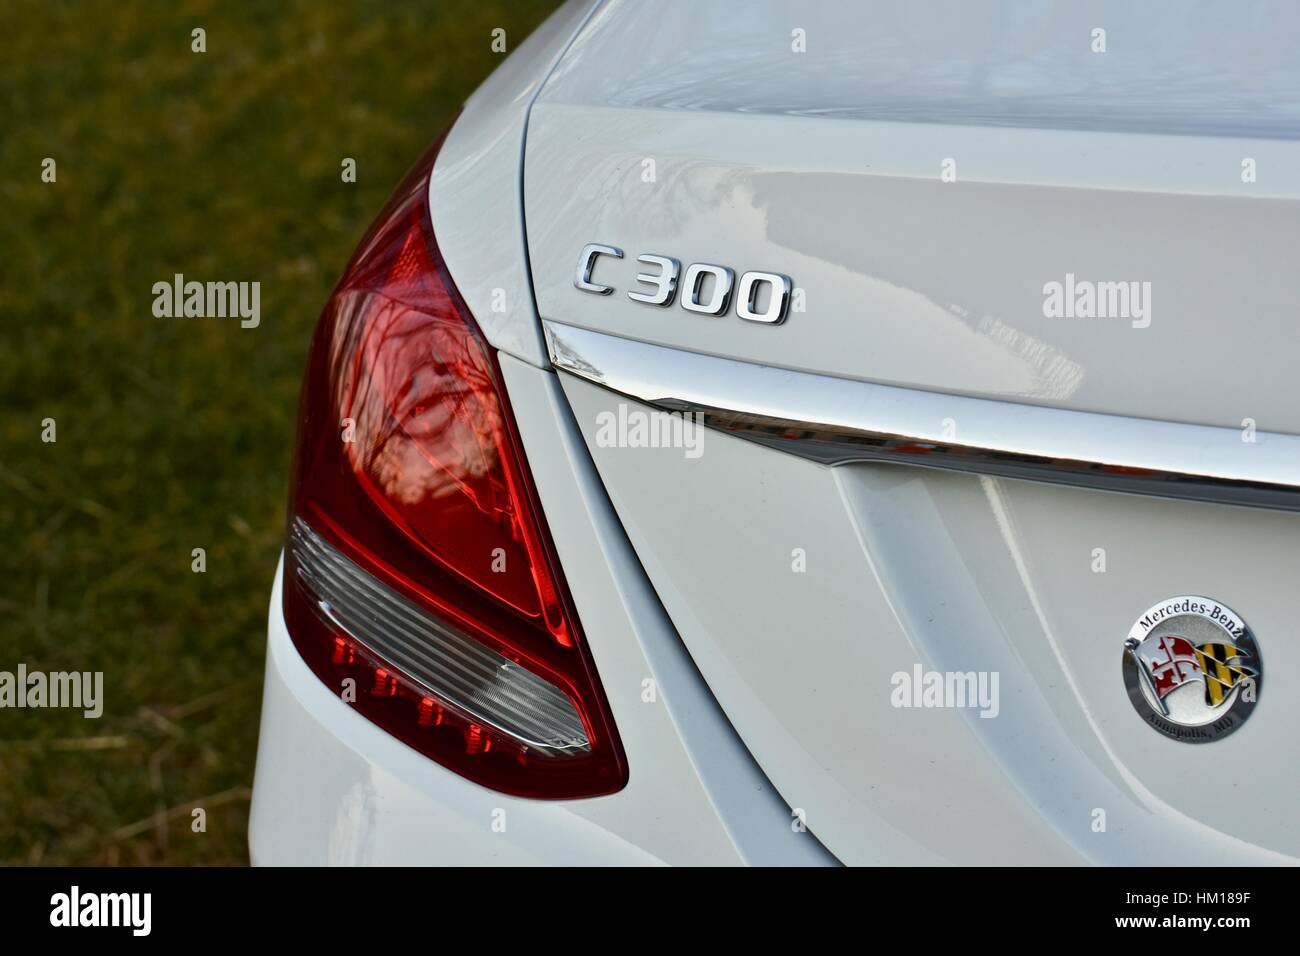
[283,133,627,798]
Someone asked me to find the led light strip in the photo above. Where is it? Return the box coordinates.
[289,517,590,753]
[544,321,1300,513]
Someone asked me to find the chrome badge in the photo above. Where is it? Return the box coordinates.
[1123,596,1260,743]
[575,243,792,325]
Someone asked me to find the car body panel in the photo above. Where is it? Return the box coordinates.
[561,376,1299,865]
[544,0,1300,138]
[250,357,834,866]
[254,0,1300,866]
[527,103,1300,428]
[428,0,601,369]
[519,0,1300,864]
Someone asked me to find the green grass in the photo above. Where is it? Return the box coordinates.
[0,0,560,865]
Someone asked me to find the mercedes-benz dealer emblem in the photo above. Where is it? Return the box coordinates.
[1123,596,1261,743]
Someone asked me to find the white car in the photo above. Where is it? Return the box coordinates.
[249,1,1300,865]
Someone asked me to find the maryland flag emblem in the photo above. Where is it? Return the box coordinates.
[1132,633,1257,708]
[1123,597,1263,742]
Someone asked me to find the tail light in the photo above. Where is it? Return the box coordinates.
[283,132,627,798]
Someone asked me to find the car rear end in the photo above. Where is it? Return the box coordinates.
[250,0,1300,865]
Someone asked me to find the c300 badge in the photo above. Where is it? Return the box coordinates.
[1123,596,1260,743]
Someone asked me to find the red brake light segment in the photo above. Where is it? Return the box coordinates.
[283,134,627,798]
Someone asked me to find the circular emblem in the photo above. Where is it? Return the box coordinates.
[1123,596,1261,742]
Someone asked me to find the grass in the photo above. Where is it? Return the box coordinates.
[0,0,560,865]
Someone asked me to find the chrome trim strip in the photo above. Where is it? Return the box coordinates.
[544,321,1300,513]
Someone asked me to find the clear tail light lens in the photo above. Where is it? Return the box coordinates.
[283,133,627,798]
